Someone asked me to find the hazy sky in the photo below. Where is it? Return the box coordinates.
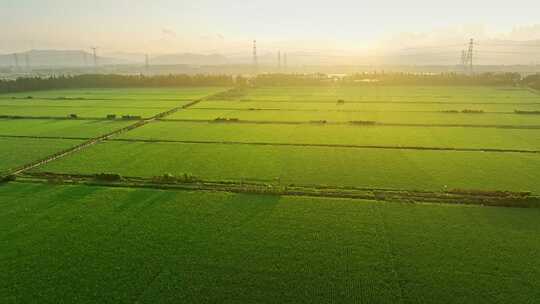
[2,0,540,54]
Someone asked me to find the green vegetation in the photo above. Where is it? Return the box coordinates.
[167,86,540,126]
[35,141,540,193]
[0,105,166,119]
[4,84,534,195]
[2,83,540,302]
[0,138,83,173]
[0,119,132,138]
[0,87,226,118]
[235,85,539,103]
[0,87,228,101]
[1,183,539,303]
[118,121,540,151]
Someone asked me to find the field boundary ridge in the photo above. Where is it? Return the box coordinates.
[159,118,540,130]
[11,172,540,209]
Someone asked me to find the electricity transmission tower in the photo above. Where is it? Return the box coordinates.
[90,47,98,68]
[467,38,474,73]
[465,39,474,74]
[252,40,258,74]
[460,39,475,74]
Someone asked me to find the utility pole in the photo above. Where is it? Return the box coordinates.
[83,52,88,67]
[252,40,258,75]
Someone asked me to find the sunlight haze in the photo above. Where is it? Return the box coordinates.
[2,0,540,55]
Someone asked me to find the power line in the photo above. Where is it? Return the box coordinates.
[479,42,540,48]
[398,44,467,51]
[477,50,540,55]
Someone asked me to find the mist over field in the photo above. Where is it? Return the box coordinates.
[2,0,540,67]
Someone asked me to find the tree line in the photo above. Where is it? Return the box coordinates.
[2,72,540,94]
[522,74,540,91]
[0,74,239,94]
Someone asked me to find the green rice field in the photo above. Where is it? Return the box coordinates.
[1,183,539,303]
[0,87,226,100]
[234,86,540,102]
[0,119,132,138]
[35,141,540,193]
[118,121,540,150]
[2,85,540,303]
[0,138,83,173]
[0,87,226,118]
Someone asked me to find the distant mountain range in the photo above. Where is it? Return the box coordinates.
[0,50,232,67]
[0,50,127,67]
[2,40,540,68]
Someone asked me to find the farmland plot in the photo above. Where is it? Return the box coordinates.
[2,84,540,303]
[1,183,539,303]
[117,121,540,151]
[237,86,540,103]
[0,87,228,101]
[0,105,170,119]
[0,119,132,138]
[36,141,540,193]
[0,138,83,173]
[0,87,228,118]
